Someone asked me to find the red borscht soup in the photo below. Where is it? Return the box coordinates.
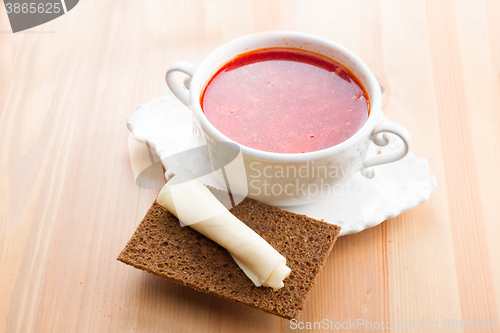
[201,48,370,154]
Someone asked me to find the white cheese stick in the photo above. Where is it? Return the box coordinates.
[157,172,291,290]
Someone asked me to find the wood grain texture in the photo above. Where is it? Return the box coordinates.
[1,0,499,332]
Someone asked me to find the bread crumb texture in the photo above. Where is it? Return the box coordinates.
[117,187,340,319]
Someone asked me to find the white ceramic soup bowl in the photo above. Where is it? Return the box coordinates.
[166,31,411,206]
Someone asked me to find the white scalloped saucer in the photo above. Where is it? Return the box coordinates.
[127,93,437,236]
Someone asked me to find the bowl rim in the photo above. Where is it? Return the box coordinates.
[189,31,382,163]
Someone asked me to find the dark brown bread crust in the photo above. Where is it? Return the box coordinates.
[117,188,340,320]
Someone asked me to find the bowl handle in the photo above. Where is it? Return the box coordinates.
[166,62,197,106]
[361,120,412,178]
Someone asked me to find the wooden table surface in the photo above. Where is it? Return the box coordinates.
[1,1,500,332]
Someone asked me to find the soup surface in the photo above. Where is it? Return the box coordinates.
[201,48,369,154]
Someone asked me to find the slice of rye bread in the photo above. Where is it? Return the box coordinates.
[118,187,341,320]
